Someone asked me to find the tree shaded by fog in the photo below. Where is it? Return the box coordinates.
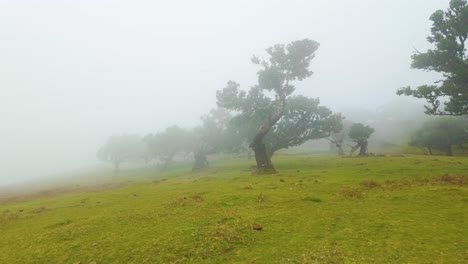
[410,118,468,156]
[97,135,147,173]
[348,123,375,156]
[191,108,232,171]
[328,120,355,156]
[398,0,468,116]
[217,39,320,174]
[144,126,191,171]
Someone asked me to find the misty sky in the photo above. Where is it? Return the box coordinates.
[0,0,447,185]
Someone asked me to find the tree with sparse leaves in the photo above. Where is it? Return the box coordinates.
[397,0,468,116]
[217,39,320,174]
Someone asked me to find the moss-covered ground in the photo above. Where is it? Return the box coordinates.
[0,155,466,263]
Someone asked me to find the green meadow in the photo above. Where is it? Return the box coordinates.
[0,155,467,263]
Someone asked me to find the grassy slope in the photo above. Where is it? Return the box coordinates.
[0,155,467,263]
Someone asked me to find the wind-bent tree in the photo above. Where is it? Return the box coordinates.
[97,135,147,173]
[144,126,191,171]
[348,123,375,156]
[410,118,467,156]
[217,39,320,174]
[397,0,468,116]
[191,108,232,171]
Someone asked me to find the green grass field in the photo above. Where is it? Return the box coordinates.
[1,155,467,263]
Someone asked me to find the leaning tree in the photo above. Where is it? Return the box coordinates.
[397,0,468,116]
[217,39,320,174]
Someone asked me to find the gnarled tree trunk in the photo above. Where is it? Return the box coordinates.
[249,95,285,174]
[359,141,368,156]
[192,151,209,172]
[251,140,276,174]
[349,144,360,156]
[329,138,345,156]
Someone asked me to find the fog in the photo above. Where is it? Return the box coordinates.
[0,0,447,186]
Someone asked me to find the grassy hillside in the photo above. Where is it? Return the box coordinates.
[0,155,467,263]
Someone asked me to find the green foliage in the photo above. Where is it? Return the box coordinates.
[218,39,320,113]
[254,39,320,93]
[397,0,468,116]
[348,123,375,156]
[0,155,467,263]
[265,95,343,155]
[348,123,375,144]
[410,117,468,155]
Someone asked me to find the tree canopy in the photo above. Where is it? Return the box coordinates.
[397,0,468,116]
[265,95,343,157]
[348,123,375,156]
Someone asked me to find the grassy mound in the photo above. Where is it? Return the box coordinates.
[0,155,466,263]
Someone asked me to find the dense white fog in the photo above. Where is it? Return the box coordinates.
[0,0,447,185]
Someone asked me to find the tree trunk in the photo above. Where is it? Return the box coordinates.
[249,94,285,174]
[335,141,345,156]
[427,147,433,155]
[328,139,345,156]
[251,140,276,174]
[192,151,209,172]
[446,144,453,156]
[349,144,360,156]
[358,141,368,156]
